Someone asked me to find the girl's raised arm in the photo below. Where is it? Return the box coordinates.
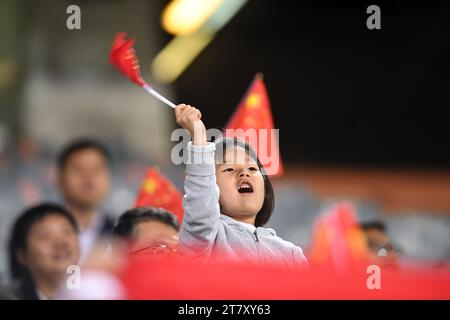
[174,104,220,256]
[181,142,221,256]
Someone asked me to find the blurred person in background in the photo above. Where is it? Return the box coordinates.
[4,203,79,300]
[57,207,180,300]
[361,221,400,270]
[57,139,115,261]
[112,207,180,255]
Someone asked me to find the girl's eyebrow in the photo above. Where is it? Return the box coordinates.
[217,163,233,167]
[217,161,258,167]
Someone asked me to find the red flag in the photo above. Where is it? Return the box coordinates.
[308,202,368,272]
[108,32,176,109]
[120,254,450,299]
[134,167,184,224]
[225,74,284,176]
[109,32,147,87]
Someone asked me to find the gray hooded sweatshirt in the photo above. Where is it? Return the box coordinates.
[180,142,307,268]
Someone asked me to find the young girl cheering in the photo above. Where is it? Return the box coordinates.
[175,104,307,267]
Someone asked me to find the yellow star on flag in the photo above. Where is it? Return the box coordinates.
[143,179,157,194]
[246,94,261,109]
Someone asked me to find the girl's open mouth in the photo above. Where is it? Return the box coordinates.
[238,181,254,193]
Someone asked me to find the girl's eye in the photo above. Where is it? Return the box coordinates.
[248,167,258,171]
[223,168,234,172]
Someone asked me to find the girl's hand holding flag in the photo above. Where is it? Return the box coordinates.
[174,104,207,146]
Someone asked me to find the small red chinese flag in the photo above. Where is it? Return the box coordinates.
[109,32,147,87]
[134,167,184,224]
[225,74,284,176]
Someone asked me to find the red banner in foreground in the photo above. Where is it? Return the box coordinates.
[119,255,450,300]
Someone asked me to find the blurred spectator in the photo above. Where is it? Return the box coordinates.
[361,221,400,270]
[57,207,181,299]
[57,139,115,261]
[56,239,127,300]
[4,203,79,299]
[113,207,179,255]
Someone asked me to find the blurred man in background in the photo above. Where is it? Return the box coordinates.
[361,221,400,270]
[113,207,179,255]
[57,139,115,261]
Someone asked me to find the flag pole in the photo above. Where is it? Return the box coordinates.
[142,84,176,109]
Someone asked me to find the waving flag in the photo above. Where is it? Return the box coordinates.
[109,32,147,87]
[109,32,176,108]
[225,74,284,176]
[134,167,184,224]
[308,202,368,272]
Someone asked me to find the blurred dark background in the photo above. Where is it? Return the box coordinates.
[176,0,450,168]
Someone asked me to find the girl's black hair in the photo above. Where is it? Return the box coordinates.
[113,206,180,238]
[214,137,275,227]
[8,203,78,299]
